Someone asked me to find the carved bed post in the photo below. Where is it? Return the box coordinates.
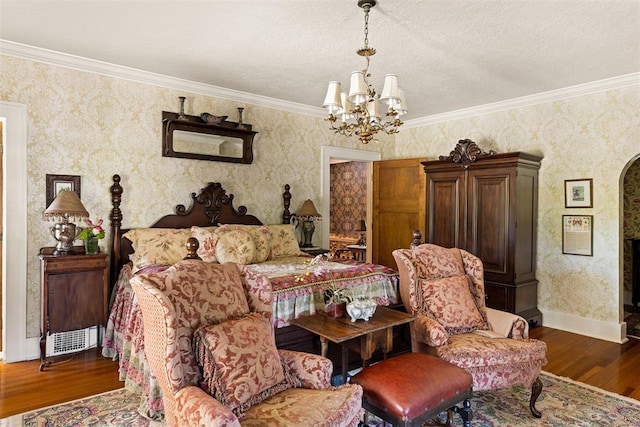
[109,174,123,290]
[411,230,422,248]
[282,184,292,224]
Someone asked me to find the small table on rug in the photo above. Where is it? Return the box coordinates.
[290,306,414,384]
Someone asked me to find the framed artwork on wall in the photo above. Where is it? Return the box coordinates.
[562,215,593,256]
[46,174,81,207]
[565,178,593,208]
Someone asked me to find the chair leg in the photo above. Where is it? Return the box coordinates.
[529,376,543,418]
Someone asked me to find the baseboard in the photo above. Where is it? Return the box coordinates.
[540,309,627,344]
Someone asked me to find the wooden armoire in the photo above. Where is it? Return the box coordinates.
[421,140,543,325]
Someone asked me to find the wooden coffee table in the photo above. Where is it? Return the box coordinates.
[289,306,414,384]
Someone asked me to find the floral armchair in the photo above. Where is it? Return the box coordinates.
[392,244,548,418]
[130,260,363,426]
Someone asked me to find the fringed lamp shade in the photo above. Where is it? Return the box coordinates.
[296,199,321,248]
[43,190,89,255]
[296,199,321,219]
[43,190,89,222]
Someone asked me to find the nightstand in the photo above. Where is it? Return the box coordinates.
[300,247,330,256]
[38,249,108,370]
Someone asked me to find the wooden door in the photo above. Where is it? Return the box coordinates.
[372,158,426,269]
[425,168,466,249]
[466,167,513,282]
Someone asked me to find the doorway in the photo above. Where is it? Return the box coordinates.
[1,101,28,363]
[320,147,381,252]
[623,156,640,339]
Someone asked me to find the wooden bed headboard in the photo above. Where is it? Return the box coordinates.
[108,174,293,287]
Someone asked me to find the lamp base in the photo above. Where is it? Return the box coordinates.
[51,222,78,256]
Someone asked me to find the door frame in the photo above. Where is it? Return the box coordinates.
[1,101,28,362]
[320,146,381,249]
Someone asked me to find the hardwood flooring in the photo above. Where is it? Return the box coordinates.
[1,327,639,419]
[0,348,122,418]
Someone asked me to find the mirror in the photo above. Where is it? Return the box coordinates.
[162,111,258,164]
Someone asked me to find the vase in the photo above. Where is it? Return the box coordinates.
[85,236,100,254]
[325,302,346,318]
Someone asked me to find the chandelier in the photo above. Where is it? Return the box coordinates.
[322,0,407,144]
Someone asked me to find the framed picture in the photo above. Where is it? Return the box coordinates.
[46,174,81,207]
[564,178,593,208]
[562,215,593,256]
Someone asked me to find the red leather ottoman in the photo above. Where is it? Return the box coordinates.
[350,352,473,427]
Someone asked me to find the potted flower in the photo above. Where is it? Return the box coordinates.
[324,284,353,318]
[77,218,105,254]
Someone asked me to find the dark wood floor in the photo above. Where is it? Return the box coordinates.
[1,327,639,418]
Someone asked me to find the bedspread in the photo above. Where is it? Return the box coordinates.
[102,257,398,419]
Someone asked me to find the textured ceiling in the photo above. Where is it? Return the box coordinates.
[1,0,639,120]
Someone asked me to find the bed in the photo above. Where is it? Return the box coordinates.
[102,175,399,420]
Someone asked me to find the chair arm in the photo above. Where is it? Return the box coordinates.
[278,349,332,389]
[486,307,529,339]
[175,386,240,427]
[413,314,450,347]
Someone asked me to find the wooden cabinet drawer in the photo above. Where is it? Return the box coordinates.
[484,283,508,311]
[44,256,107,273]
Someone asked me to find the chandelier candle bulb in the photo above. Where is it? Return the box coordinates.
[338,92,355,121]
[323,81,343,113]
[348,71,369,105]
[380,73,400,106]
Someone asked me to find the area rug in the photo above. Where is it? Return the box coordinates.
[0,388,158,427]
[2,372,639,426]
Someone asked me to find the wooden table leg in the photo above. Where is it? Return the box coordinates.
[320,337,329,358]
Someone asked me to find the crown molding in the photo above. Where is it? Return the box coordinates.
[404,73,640,128]
[2,40,637,125]
[0,40,323,117]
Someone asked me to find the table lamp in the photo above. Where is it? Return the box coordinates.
[296,199,321,248]
[356,219,366,246]
[43,189,89,255]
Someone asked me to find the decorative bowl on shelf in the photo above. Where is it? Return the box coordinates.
[346,297,377,322]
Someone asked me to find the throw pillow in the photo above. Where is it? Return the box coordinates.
[193,313,294,416]
[420,275,488,334]
[123,228,191,271]
[268,224,302,257]
[215,228,256,264]
[190,226,220,263]
[223,225,273,263]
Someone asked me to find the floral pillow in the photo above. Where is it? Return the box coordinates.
[191,226,220,263]
[193,313,294,416]
[215,228,256,264]
[222,225,272,263]
[420,274,489,334]
[123,228,191,272]
[268,224,302,257]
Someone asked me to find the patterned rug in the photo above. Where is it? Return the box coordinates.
[2,372,639,426]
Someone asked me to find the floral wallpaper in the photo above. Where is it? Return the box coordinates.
[1,52,639,341]
[330,161,367,237]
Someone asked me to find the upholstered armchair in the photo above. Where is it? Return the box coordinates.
[130,260,363,426]
[392,244,547,418]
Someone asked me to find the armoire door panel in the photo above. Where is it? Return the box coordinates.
[467,172,512,281]
[426,172,465,249]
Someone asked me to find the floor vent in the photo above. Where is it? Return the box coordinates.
[46,327,98,357]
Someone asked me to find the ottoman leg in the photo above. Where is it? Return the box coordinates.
[452,398,472,427]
